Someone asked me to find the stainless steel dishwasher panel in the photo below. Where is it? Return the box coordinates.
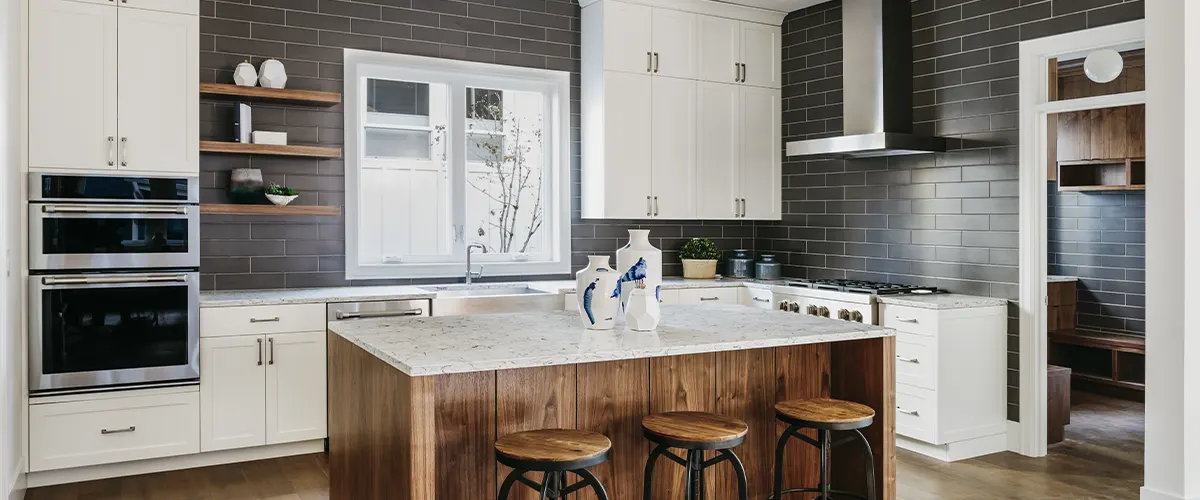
[326,299,432,322]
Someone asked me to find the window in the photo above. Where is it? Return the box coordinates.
[345,50,571,279]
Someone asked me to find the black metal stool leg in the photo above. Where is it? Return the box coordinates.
[718,448,750,500]
[772,423,801,500]
[573,467,611,500]
[819,429,830,500]
[684,449,699,500]
[498,468,524,500]
[695,450,707,500]
[855,429,877,500]
[644,443,667,500]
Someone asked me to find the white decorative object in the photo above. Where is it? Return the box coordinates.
[266,194,298,206]
[615,229,662,312]
[625,288,660,331]
[575,256,621,330]
[1083,49,1124,83]
[233,60,258,87]
[251,131,288,146]
[258,59,288,89]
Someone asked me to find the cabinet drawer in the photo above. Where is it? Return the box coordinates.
[676,287,739,304]
[30,390,199,471]
[740,287,774,309]
[201,304,325,337]
[895,385,939,444]
[895,333,937,391]
[879,304,939,336]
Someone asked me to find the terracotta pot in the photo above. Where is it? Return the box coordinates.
[681,259,718,279]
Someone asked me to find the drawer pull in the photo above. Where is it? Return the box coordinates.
[895,317,919,323]
[896,356,920,364]
[100,426,136,435]
[700,297,720,301]
[250,317,281,323]
[752,297,770,303]
[896,407,920,416]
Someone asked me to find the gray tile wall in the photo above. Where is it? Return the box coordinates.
[198,0,756,290]
[763,0,1143,421]
[1048,182,1145,334]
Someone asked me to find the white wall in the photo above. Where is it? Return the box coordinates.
[1143,1,1200,500]
[0,0,23,497]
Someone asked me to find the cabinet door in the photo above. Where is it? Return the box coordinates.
[650,8,697,79]
[121,0,200,15]
[677,288,740,305]
[696,82,740,219]
[266,332,328,444]
[1089,107,1129,160]
[651,76,697,219]
[697,16,740,84]
[29,0,118,171]
[1126,104,1145,158]
[1056,111,1091,161]
[200,336,266,452]
[117,7,199,173]
[741,22,781,88]
[740,86,781,220]
[602,71,654,218]
[603,1,652,74]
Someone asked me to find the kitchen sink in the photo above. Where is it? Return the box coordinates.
[422,285,563,316]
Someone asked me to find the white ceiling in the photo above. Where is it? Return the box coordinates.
[713,0,828,14]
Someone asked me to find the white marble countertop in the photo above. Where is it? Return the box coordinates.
[1048,275,1079,283]
[876,293,1009,310]
[328,304,894,376]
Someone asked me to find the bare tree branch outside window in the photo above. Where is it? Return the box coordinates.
[466,97,545,254]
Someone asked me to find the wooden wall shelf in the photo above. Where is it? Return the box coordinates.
[201,204,341,216]
[200,83,341,107]
[1057,157,1145,192]
[200,141,341,159]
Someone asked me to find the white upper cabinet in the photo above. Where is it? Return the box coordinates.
[650,77,696,218]
[741,22,782,88]
[697,16,740,84]
[740,86,782,219]
[601,0,652,74]
[591,71,653,219]
[28,0,198,175]
[696,82,740,219]
[118,7,199,173]
[29,0,118,171]
[650,8,697,79]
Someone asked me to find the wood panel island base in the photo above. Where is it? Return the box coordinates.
[327,305,896,499]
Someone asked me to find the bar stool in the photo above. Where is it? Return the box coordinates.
[495,429,612,499]
[770,398,877,500]
[642,411,750,500]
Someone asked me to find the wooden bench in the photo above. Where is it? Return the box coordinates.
[1049,329,1145,402]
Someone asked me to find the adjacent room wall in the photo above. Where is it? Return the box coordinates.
[197,0,755,290]
[1,0,24,496]
[761,0,1144,421]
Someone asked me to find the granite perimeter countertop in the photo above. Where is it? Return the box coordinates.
[327,304,894,376]
[1048,275,1080,283]
[876,293,1009,310]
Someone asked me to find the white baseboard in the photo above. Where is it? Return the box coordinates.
[27,440,323,488]
[898,432,1008,462]
[7,457,25,500]
[1006,420,1022,454]
[1142,486,1199,500]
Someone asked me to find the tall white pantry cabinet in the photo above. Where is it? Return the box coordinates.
[580,0,783,221]
[28,0,198,174]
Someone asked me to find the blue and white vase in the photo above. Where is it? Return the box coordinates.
[575,255,620,330]
[614,229,662,313]
[625,288,660,331]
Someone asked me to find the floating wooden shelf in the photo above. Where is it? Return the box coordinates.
[200,141,341,159]
[1057,157,1145,192]
[200,204,341,216]
[200,83,341,107]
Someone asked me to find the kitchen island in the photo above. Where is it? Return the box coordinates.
[327,304,896,500]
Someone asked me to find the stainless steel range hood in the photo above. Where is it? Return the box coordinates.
[785,0,946,158]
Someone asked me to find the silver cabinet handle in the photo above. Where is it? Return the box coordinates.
[653,196,659,216]
[752,297,770,303]
[741,63,747,82]
[897,356,920,364]
[646,196,652,216]
[897,407,920,416]
[107,136,115,166]
[100,426,136,435]
[740,198,747,217]
[700,296,720,301]
[42,274,187,285]
[120,137,128,167]
[268,337,275,365]
[42,205,188,215]
[734,62,740,82]
[334,309,424,320]
[647,52,652,72]
[733,198,739,217]
[257,338,263,366]
[653,52,659,73]
[250,317,280,323]
[895,317,918,323]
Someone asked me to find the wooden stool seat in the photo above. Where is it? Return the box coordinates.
[642,411,749,449]
[775,398,875,430]
[495,429,611,467]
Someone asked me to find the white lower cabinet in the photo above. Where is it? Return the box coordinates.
[675,287,739,305]
[200,336,267,452]
[266,331,328,444]
[30,388,200,472]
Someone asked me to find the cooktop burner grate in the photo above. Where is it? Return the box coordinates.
[785,278,942,295]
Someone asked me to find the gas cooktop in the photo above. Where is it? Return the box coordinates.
[785,278,942,295]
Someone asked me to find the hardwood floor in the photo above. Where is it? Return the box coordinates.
[27,391,1141,500]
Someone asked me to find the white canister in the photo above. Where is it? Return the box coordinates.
[575,256,621,330]
[625,288,660,331]
[615,229,662,311]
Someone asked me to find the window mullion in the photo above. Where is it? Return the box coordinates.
[449,81,468,259]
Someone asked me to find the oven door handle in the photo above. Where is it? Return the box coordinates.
[41,275,190,286]
[41,205,189,215]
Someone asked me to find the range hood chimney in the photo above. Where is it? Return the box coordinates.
[784,0,946,158]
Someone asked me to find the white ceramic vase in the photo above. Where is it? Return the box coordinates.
[625,288,660,331]
[258,59,288,89]
[575,256,621,330]
[615,229,662,311]
[233,61,258,87]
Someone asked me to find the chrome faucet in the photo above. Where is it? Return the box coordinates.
[466,243,488,284]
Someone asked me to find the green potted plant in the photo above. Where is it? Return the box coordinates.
[264,183,299,206]
[679,238,720,279]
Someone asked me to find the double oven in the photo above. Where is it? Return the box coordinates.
[28,174,200,394]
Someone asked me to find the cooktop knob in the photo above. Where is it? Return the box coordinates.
[818,306,830,318]
[806,304,818,316]
[779,301,790,311]
[837,309,851,321]
[789,302,801,313]
[851,311,864,323]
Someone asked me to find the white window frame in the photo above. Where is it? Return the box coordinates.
[344,49,572,280]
